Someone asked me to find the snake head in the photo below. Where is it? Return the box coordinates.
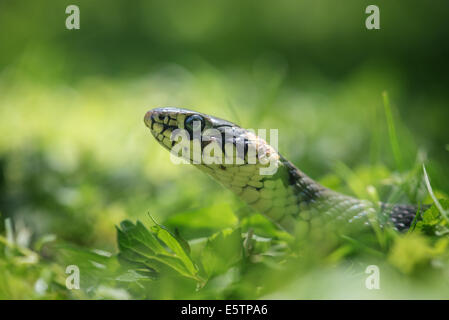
[144,107,291,229]
[144,107,235,151]
[144,107,280,175]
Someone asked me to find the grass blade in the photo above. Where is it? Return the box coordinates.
[382,91,403,171]
[422,164,449,223]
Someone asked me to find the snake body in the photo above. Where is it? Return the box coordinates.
[144,107,423,234]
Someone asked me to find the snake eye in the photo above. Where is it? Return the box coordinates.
[185,114,205,132]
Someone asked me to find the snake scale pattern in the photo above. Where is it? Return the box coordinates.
[144,107,424,234]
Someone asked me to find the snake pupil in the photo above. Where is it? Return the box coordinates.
[185,115,205,133]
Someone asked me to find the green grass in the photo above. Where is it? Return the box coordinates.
[0,66,448,299]
[382,91,403,172]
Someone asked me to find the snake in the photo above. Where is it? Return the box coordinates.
[144,107,425,234]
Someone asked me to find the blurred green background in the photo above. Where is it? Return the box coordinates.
[0,0,448,299]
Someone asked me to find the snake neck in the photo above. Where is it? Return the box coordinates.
[199,155,420,234]
[196,153,355,233]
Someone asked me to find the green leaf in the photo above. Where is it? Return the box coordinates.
[201,228,243,277]
[388,233,447,274]
[115,269,154,282]
[163,203,238,238]
[151,223,197,276]
[116,220,202,283]
[416,199,449,235]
